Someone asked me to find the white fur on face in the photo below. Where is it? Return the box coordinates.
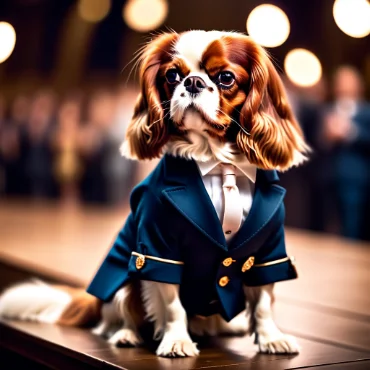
[170,72,220,125]
[170,31,222,132]
[175,30,223,71]
[166,31,250,163]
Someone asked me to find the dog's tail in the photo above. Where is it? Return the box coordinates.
[0,279,102,327]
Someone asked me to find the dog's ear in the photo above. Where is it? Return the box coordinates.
[121,32,178,160]
[235,38,309,171]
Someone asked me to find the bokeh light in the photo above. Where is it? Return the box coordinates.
[77,0,111,23]
[123,0,168,33]
[246,4,290,47]
[333,0,370,38]
[0,22,16,64]
[284,49,322,87]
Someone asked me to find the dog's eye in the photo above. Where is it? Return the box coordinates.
[165,69,181,84]
[217,71,235,87]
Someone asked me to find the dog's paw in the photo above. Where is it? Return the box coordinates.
[156,339,200,357]
[258,333,300,354]
[108,328,143,347]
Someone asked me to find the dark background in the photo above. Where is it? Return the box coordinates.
[0,0,370,240]
[0,0,369,96]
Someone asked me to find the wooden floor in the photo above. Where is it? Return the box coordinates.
[0,200,370,369]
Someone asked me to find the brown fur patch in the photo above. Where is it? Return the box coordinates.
[56,285,102,327]
[126,281,146,328]
[55,282,145,329]
[124,32,180,160]
[125,31,309,169]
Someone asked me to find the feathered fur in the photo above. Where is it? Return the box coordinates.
[0,30,304,358]
[121,30,309,170]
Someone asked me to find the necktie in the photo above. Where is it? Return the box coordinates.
[221,164,243,239]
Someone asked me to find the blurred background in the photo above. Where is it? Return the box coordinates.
[0,0,370,240]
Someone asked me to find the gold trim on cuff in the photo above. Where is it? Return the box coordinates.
[253,256,294,267]
[132,251,184,265]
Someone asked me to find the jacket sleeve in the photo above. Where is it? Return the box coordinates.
[242,221,298,287]
[86,212,136,301]
[127,187,184,285]
[87,185,184,301]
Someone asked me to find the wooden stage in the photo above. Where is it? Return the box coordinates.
[0,201,369,369]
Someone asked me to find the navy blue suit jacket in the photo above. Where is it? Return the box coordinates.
[87,154,297,321]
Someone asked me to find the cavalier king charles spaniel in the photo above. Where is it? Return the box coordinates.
[123,30,307,169]
[0,30,308,358]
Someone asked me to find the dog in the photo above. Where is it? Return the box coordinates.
[0,30,309,358]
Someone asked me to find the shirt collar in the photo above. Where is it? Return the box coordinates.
[196,158,257,183]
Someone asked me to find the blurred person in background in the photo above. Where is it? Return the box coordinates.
[106,85,139,205]
[1,94,30,197]
[323,66,370,240]
[298,79,332,234]
[0,94,5,124]
[0,94,7,195]
[79,90,116,204]
[24,89,57,199]
[52,94,83,206]
[280,77,327,231]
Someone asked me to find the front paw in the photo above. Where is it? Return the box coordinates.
[108,328,143,347]
[156,339,199,357]
[258,332,300,354]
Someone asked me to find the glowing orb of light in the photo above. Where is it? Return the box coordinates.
[333,0,370,38]
[78,0,111,23]
[284,49,322,87]
[246,4,290,47]
[123,0,168,33]
[0,22,16,64]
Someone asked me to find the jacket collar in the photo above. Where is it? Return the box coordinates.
[230,170,285,253]
[162,155,227,250]
[161,154,283,251]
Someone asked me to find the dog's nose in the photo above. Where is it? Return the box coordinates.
[184,76,206,95]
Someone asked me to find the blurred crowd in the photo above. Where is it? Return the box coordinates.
[0,85,142,206]
[0,66,370,241]
[281,66,370,241]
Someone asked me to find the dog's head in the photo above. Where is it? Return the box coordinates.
[122,30,308,170]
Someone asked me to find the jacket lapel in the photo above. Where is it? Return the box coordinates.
[162,155,227,250]
[231,169,286,251]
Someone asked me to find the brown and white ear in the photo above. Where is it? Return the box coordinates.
[121,32,178,160]
[120,89,166,160]
[236,39,310,171]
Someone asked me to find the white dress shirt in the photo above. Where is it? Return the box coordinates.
[196,159,257,238]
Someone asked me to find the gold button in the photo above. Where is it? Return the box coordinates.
[135,254,145,270]
[241,256,255,272]
[222,257,234,267]
[219,276,230,287]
